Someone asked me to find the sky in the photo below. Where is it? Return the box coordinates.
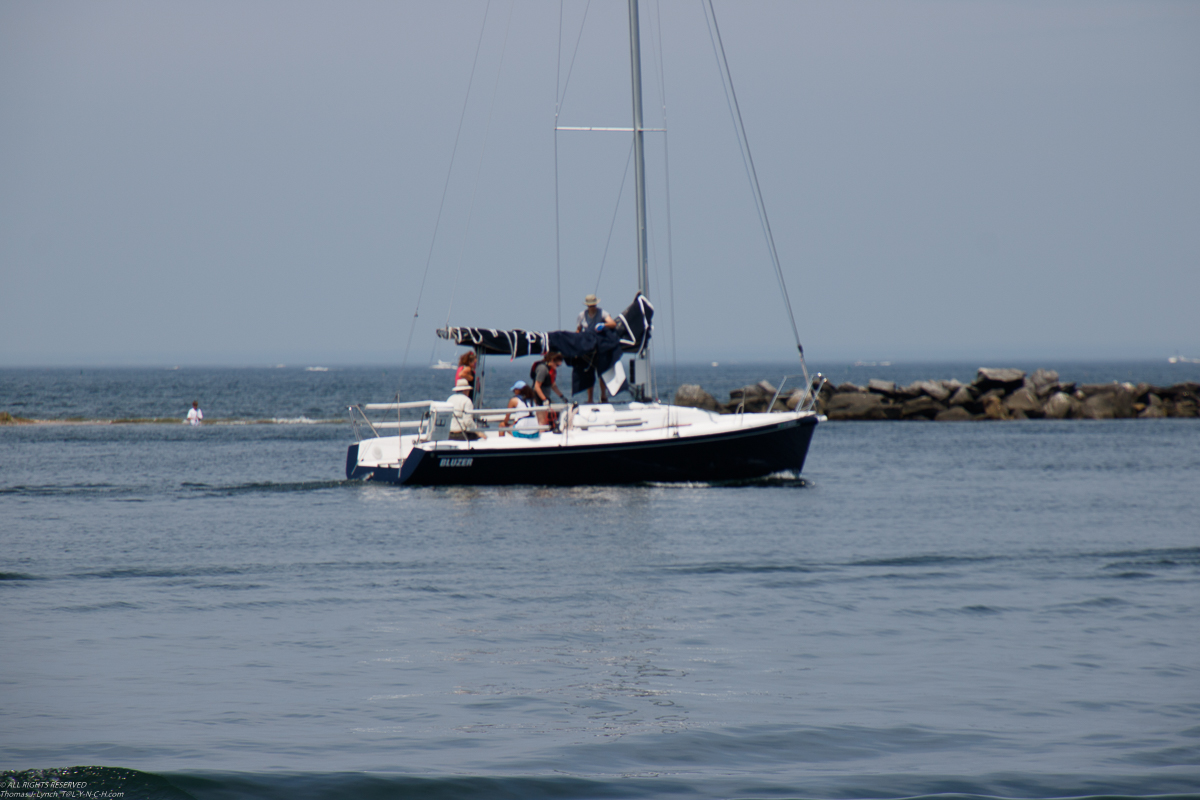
[2,0,1198,366]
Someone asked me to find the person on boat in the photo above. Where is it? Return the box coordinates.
[576,295,615,403]
[576,294,616,334]
[186,400,203,426]
[501,381,539,438]
[447,378,482,441]
[532,352,566,430]
[455,351,477,390]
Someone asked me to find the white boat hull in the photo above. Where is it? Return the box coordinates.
[347,403,819,485]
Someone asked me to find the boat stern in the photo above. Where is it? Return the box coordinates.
[346,435,404,483]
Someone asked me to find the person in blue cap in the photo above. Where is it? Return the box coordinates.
[502,380,538,437]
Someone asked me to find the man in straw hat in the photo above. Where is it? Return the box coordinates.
[576,294,616,403]
[447,378,482,440]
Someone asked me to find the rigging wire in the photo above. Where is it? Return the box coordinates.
[701,0,810,387]
[650,0,677,389]
[554,0,594,330]
[399,0,494,387]
[557,0,593,113]
[444,0,517,330]
[645,191,661,399]
[594,141,635,294]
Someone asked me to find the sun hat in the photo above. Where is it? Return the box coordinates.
[584,294,598,306]
[453,378,472,392]
[510,380,527,391]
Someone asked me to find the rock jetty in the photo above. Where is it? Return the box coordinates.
[673,369,1200,421]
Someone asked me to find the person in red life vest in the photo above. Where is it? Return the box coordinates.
[455,351,476,391]
[532,352,565,429]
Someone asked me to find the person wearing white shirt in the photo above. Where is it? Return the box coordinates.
[447,379,481,440]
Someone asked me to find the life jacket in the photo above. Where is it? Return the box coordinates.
[530,360,560,431]
[530,360,557,386]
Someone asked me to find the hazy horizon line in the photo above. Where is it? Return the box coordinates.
[3,356,1197,370]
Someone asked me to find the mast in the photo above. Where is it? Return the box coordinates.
[628,0,650,400]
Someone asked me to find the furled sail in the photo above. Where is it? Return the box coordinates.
[437,294,653,394]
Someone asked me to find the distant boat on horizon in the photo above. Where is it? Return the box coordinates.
[1168,355,1200,364]
[431,360,456,370]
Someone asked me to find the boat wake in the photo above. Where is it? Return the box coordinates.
[646,471,808,489]
[179,480,348,496]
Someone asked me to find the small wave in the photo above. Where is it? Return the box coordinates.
[719,470,807,487]
[1,768,190,800]
[184,480,350,496]
[961,604,1004,614]
[645,472,807,488]
[552,723,997,768]
[644,480,716,488]
[896,604,1008,617]
[0,483,135,498]
[1100,546,1200,572]
[75,566,246,580]
[1049,596,1130,613]
[7,765,1198,800]
[55,600,143,612]
[1074,596,1130,607]
[849,554,1003,568]
[0,571,43,581]
[667,562,821,576]
[1119,743,1200,767]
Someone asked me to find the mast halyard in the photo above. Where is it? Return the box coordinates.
[628,0,651,401]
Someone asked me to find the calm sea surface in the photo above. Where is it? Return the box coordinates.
[2,363,1198,800]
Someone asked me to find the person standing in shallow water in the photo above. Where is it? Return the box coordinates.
[186,401,203,426]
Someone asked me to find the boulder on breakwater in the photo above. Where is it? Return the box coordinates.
[672,369,1200,420]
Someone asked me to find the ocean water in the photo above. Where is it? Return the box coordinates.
[2,364,1199,800]
[3,359,1198,423]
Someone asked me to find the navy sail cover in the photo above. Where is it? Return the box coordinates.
[437,294,653,395]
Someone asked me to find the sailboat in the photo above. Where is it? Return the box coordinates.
[345,0,821,486]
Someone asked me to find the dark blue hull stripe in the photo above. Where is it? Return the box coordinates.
[346,415,817,486]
